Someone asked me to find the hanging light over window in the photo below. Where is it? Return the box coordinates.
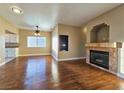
[34,26,40,36]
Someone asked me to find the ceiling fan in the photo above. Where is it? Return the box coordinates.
[34,25,40,36]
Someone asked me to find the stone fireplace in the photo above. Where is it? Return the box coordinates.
[85,42,122,75]
[85,23,124,78]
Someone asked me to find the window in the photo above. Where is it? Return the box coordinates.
[27,36,46,48]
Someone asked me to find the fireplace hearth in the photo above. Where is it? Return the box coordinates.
[90,50,109,69]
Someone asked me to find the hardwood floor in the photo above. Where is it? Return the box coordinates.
[0,55,124,90]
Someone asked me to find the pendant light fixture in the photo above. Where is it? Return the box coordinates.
[34,26,40,36]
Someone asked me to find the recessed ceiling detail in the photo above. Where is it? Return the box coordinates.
[0,3,121,31]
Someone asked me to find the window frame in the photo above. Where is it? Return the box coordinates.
[27,36,46,48]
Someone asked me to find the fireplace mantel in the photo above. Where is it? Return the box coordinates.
[85,42,122,48]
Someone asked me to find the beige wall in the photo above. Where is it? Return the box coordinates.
[58,24,84,59]
[19,29,51,56]
[0,16,19,64]
[81,27,87,57]
[51,25,59,60]
[82,4,124,43]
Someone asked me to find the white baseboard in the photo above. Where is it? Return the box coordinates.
[58,57,86,61]
[0,62,5,66]
[117,73,124,79]
[51,54,58,61]
[51,54,86,62]
[5,57,16,63]
[19,53,51,57]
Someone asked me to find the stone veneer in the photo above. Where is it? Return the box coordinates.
[85,42,122,75]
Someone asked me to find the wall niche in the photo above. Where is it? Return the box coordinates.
[59,35,68,51]
[90,23,109,43]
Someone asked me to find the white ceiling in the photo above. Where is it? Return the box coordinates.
[0,3,121,31]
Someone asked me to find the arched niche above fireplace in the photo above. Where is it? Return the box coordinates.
[90,23,109,43]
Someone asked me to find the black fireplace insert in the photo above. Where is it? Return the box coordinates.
[90,50,109,69]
